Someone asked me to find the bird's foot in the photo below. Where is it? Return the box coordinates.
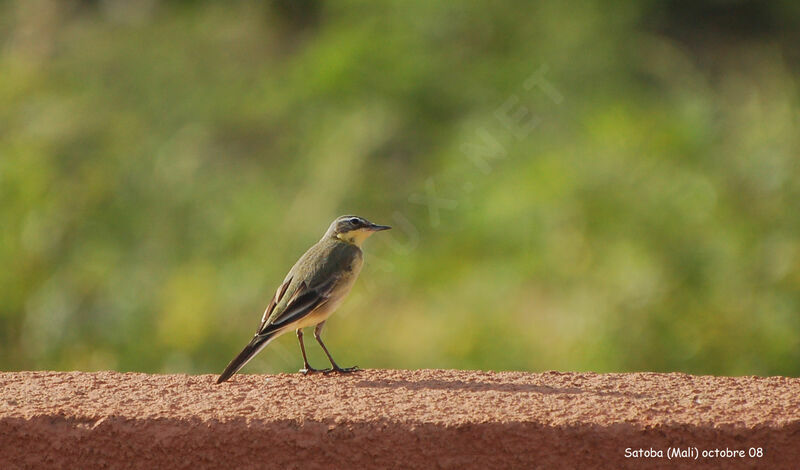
[323,365,360,375]
[299,365,325,375]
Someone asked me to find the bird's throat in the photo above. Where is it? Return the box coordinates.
[336,228,373,247]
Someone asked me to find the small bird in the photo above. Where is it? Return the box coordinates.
[217,215,391,384]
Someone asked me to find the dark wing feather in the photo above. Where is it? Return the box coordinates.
[256,276,293,334]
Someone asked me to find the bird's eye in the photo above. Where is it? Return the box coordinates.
[349,217,360,225]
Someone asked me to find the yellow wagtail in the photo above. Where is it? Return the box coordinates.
[217,215,391,383]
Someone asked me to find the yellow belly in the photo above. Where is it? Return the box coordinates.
[292,301,337,329]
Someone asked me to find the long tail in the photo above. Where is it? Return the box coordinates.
[216,333,276,384]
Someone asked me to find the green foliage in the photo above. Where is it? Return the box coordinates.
[1,0,798,376]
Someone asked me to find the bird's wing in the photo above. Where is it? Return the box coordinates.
[257,276,293,333]
[256,276,338,336]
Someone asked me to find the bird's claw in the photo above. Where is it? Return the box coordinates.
[299,366,324,375]
[323,366,360,375]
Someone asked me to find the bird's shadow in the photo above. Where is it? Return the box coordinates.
[354,377,650,399]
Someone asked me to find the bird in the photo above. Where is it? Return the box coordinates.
[216,215,391,384]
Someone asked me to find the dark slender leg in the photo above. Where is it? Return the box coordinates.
[314,321,359,374]
[296,329,323,374]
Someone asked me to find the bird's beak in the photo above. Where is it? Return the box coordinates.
[368,224,392,231]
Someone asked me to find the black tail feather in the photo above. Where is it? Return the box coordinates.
[216,333,274,384]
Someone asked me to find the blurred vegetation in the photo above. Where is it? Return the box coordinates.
[1,0,799,376]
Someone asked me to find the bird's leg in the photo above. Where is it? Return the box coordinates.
[314,322,359,374]
[296,329,323,374]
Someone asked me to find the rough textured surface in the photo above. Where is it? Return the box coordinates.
[1,369,799,469]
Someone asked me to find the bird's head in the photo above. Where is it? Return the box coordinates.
[325,215,391,246]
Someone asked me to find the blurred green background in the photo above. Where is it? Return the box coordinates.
[1,0,799,377]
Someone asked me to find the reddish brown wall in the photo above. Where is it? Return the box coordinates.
[1,369,799,469]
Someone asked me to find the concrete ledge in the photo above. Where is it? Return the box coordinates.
[1,369,799,469]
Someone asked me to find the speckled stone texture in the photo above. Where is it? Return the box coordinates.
[1,369,799,469]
